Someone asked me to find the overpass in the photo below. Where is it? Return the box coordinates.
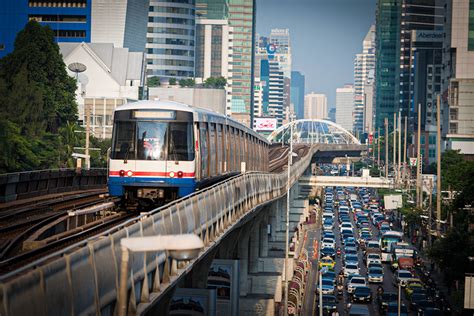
[300,175,394,188]
[0,121,370,316]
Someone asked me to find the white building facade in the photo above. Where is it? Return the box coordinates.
[304,93,328,120]
[91,0,149,52]
[353,25,375,134]
[60,42,145,139]
[336,85,355,132]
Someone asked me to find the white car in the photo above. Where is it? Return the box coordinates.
[323,212,335,220]
[339,222,353,231]
[347,276,367,293]
[344,263,360,277]
[323,221,333,231]
[366,253,382,267]
[322,237,336,249]
[394,270,413,287]
[339,206,349,213]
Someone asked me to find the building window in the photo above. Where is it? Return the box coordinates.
[421,135,425,145]
[469,0,474,50]
[29,0,87,8]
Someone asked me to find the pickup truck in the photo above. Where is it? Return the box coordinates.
[392,257,414,271]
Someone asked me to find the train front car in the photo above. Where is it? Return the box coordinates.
[108,101,196,208]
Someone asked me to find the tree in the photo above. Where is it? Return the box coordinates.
[148,76,160,87]
[168,78,177,85]
[203,76,226,89]
[0,20,78,172]
[179,78,196,87]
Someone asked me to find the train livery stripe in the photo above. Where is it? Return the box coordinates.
[109,171,195,177]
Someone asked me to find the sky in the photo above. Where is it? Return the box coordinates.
[256,0,376,108]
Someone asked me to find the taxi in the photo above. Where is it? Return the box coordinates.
[405,279,424,299]
[319,256,336,270]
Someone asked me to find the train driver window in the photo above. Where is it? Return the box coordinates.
[137,121,167,160]
[111,121,136,159]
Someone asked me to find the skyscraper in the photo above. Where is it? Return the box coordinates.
[146,0,196,79]
[374,0,401,131]
[304,93,327,120]
[336,85,355,132]
[291,71,305,120]
[0,0,92,58]
[353,25,375,133]
[91,0,149,52]
[441,0,474,156]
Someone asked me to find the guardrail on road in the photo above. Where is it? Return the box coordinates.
[0,145,320,316]
[0,168,107,203]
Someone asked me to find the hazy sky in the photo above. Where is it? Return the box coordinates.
[256,0,376,108]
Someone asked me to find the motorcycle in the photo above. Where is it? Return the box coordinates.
[336,247,341,257]
[336,283,344,296]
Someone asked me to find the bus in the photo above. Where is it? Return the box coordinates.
[391,242,417,270]
[379,231,404,262]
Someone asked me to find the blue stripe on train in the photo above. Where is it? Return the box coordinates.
[108,176,197,198]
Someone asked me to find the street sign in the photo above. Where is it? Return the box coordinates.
[409,158,417,167]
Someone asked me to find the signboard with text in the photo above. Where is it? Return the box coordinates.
[412,30,443,42]
[254,117,277,132]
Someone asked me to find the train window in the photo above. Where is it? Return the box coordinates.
[217,124,223,174]
[136,121,167,160]
[168,123,194,161]
[111,121,136,159]
[209,123,216,176]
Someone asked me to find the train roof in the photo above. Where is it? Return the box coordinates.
[114,100,269,143]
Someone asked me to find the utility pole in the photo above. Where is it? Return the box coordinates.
[284,113,294,316]
[385,117,389,178]
[428,178,433,246]
[398,111,402,187]
[436,95,442,235]
[393,113,397,180]
[85,103,91,170]
[403,116,407,187]
[416,103,422,208]
[377,127,381,167]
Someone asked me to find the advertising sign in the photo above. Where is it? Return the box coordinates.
[384,194,403,210]
[207,259,240,316]
[368,133,373,145]
[254,117,277,131]
[409,157,417,167]
[412,30,443,42]
[169,288,217,316]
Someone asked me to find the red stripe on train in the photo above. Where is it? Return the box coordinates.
[109,171,195,177]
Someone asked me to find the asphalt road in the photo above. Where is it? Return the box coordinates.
[307,188,414,316]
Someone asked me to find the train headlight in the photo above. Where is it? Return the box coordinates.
[177,171,183,178]
[127,170,133,177]
[169,171,175,178]
[119,170,126,177]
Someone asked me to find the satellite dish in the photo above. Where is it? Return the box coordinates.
[68,62,87,73]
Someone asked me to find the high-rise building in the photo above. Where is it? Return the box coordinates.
[227,0,256,127]
[91,0,149,52]
[304,93,327,120]
[374,0,401,131]
[354,25,375,133]
[291,71,305,120]
[196,0,229,19]
[146,0,196,79]
[328,108,336,123]
[195,18,233,113]
[268,60,285,126]
[363,70,375,134]
[336,85,355,132]
[0,0,92,58]
[441,0,474,156]
[399,0,443,126]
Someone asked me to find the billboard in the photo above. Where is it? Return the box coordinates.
[207,259,240,316]
[412,30,443,42]
[254,117,277,131]
[169,288,217,316]
[384,194,403,210]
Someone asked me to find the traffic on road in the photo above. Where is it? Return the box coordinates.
[314,185,451,315]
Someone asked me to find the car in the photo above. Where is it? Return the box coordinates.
[321,247,336,259]
[348,304,370,316]
[316,277,335,295]
[344,254,359,265]
[316,294,337,312]
[351,286,372,303]
[340,222,353,231]
[366,253,382,266]
[419,307,444,316]
[377,292,397,313]
[367,266,384,283]
[319,256,336,270]
[405,279,425,298]
[347,276,366,293]
[322,238,336,249]
[344,246,358,255]
[344,263,360,277]
[322,270,336,281]
[323,231,335,239]
[323,220,333,231]
[410,293,429,310]
[386,302,408,316]
[394,270,413,287]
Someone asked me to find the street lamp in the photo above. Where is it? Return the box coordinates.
[118,234,204,316]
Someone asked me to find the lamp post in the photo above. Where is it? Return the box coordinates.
[118,234,204,316]
[284,113,295,316]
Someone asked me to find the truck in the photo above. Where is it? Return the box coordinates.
[390,242,417,270]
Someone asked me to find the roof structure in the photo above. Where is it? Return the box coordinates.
[268,119,360,145]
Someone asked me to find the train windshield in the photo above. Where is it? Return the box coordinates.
[111,120,194,161]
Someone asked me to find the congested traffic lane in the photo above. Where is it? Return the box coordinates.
[315,186,413,315]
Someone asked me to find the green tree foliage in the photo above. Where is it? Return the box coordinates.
[148,76,160,87]
[168,78,177,85]
[203,76,227,89]
[0,21,78,172]
[179,78,196,87]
